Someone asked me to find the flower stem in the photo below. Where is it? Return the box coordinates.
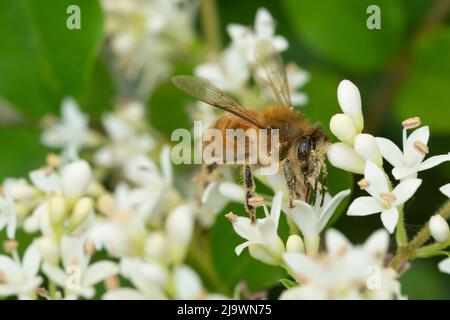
[200,0,222,55]
[389,200,450,271]
[395,206,408,247]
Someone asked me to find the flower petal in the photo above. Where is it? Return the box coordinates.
[380,207,399,233]
[283,252,321,280]
[255,7,275,38]
[404,126,429,167]
[392,166,417,180]
[440,183,450,198]
[325,229,351,255]
[392,179,422,206]
[83,261,119,287]
[347,196,383,216]
[365,161,389,197]
[174,265,203,300]
[375,137,404,167]
[284,200,318,237]
[418,154,450,171]
[42,263,68,288]
[318,189,351,231]
[438,257,450,275]
[22,242,41,278]
[103,288,147,300]
[364,229,389,256]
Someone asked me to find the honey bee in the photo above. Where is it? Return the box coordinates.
[172,41,329,223]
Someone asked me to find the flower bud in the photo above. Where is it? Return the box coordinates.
[337,80,363,131]
[49,195,68,225]
[327,142,365,174]
[68,197,93,230]
[330,114,358,145]
[219,182,245,203]
[286,235,305,254]
[37,237,59,264]
[61,160,92,203]
[144,232,167,262]
[354,134,382,166]
[429,215,449,243]
[166,204,194,264]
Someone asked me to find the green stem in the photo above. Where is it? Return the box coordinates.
[200,0,222,54]
[389,200,450,271]
[186,227,228,295]
[416,240,450,258]
[395,206,408,247]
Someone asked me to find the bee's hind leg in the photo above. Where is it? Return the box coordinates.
[319,164,328,207]
[283,159,297,208]
[243,165,257,224]
[195,162,221,204]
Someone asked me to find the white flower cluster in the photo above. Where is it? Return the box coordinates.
[101,0,199,99]
[0,99,224,300]
[194,8,309,108]
[327,80,449,233]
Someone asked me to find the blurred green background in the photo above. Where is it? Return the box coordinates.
[0,0,449,299]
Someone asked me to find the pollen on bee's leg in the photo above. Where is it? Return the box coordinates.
[413,140,429,154]
[247,196,265,207]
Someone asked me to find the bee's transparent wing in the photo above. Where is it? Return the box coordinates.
[172,75,268,129]
[254,40,291,108]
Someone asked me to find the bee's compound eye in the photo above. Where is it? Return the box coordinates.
[297,137,311,160]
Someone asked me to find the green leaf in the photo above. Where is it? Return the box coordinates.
[279,278,297,289]
[211,204,287,293]
[0,0,104,119]
[0,127,47,180]
[395,28,450,134]
[282,0,406,72]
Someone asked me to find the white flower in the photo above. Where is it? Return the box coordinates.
[286,63,309,106]
[103,258,167,300]
[195,46,250,92]
[227,7,288,63]
[354,134,383,166]
[41,98,90,160]
[0,242,42,299]
[440,183,450,198]
[327,142,365,174]
[438,257,450,275]
[347,161,422,233]
[95,111,155,168]
[198,179,245,227]
[0,184,17,239]
[376,126,450,180]
[173,264,227,300]
[29,160,92,201]
[87,184,147,257]
[283,189,351,254]
[330,114,358,145]
[429,215,449,243]
[336,80,363,131]
[227,191,284,265]
[42,236,118,299]
[166,203,194,264]
[281,229,402,300]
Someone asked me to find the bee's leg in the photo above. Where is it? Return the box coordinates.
[311,176,319,205]
[283,159,297,208]
[195,162,221,203]
[243,165,257,224]
[320,164,328,207]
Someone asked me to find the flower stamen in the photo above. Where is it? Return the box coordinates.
[380,192,396,203]
[357,178,370,190]
[225,212,237,223]
[413,140,429,154]
[402,116,421,129]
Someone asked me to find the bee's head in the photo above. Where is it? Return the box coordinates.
[296,129,328,164]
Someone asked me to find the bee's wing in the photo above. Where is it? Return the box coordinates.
[254,40,292,108]
[172,75,269,129]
